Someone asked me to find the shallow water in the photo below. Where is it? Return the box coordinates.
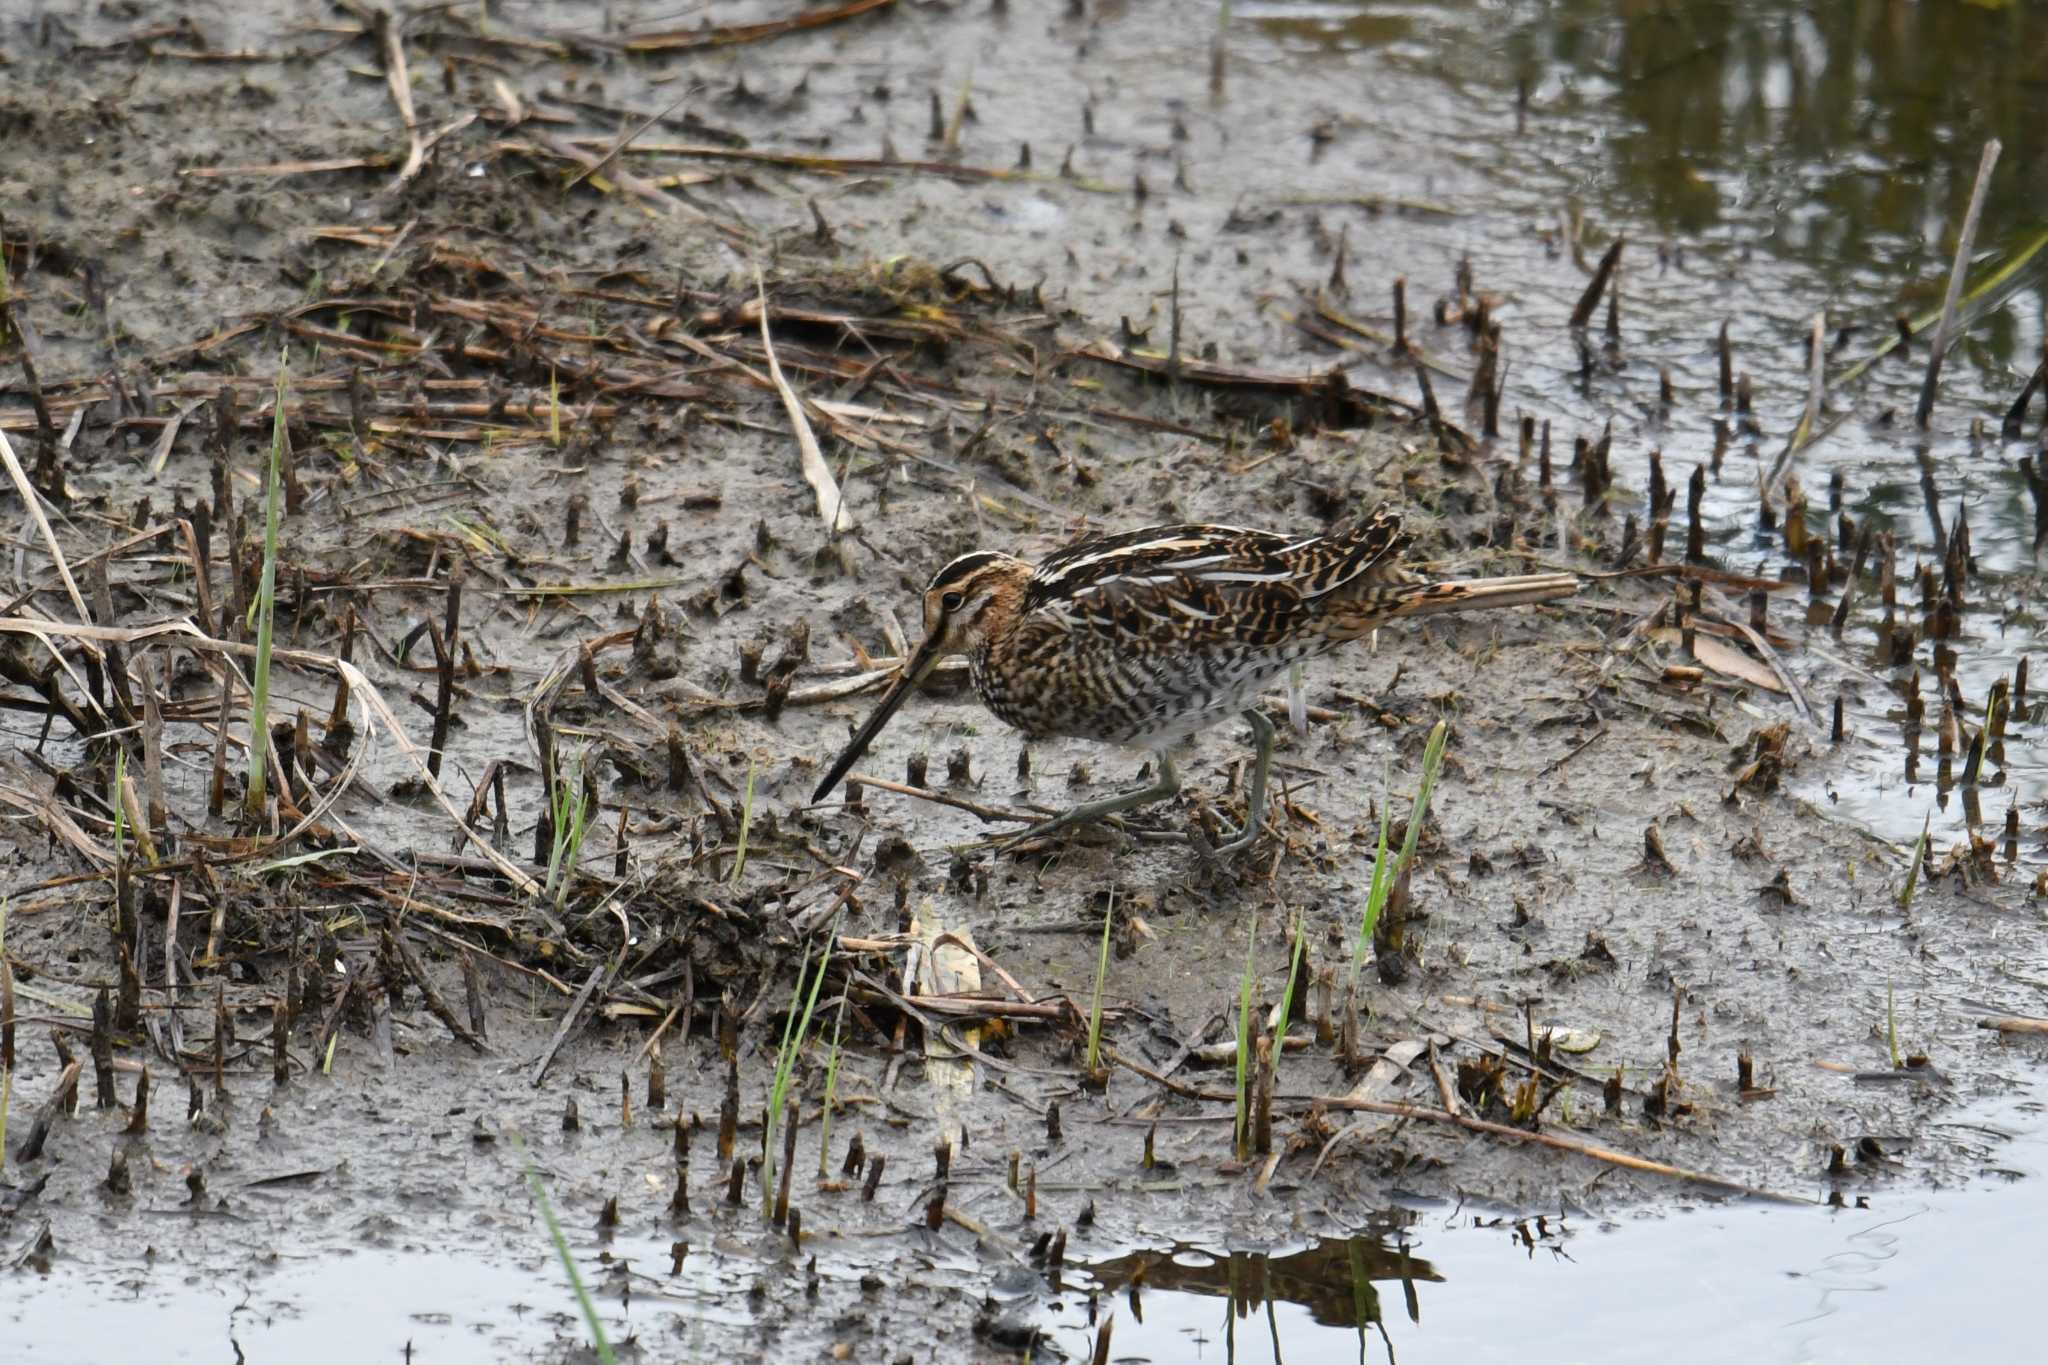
[1225,0,2048,861]
[1046,1087,2047,1364]
[13,1087,2040,1364]
[7,2,2047,1361]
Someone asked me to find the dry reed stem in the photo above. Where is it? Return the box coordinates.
[755,265,855,535]
[0,616,538,893]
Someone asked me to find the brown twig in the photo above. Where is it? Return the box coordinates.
[1314,1091,1808,1202]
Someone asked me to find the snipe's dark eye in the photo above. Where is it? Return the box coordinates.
[940,591,965,612]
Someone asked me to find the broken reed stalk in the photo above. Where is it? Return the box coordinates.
[246,347,287,820]
[1256,915,1308,1163]
[1569,237,1624,329]
[816,993,849,1178]
[1764,312,1827,497]
[426,567,461,779]
[760,911,840,1220]
[1886,980,1902,1070]
[1917,139,2002,428]
[753,263,854,535]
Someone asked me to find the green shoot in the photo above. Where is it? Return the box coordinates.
[761,912,840,1217]
[1275,912,1306,1048]
[549,365,562,446]
[543,758,593,910]
[1395,721,1450,877]
[111,747,128,857]
[245,347,287,819]
[1898,812,1930,908]
[816,992,849,1178]
[1084,889,1115,1079]
[730,759,758,887]
[515,1134,616,1365]
[1351,720,1449,987]
[1233,912,1258,1161]
[1348,788,1392,993]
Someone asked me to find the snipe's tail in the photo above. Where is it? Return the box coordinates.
[1330,571,1577,637]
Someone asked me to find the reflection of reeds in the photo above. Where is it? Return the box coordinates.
[1211,1,1231,97]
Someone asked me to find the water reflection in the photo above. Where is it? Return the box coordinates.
[1258,1,2048,322]
[1244,0,2047,862]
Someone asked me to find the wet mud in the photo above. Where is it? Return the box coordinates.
[3,2,2046,1360]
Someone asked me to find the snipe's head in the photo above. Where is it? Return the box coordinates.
[916,550,1030,656]
[810,548,1030,803]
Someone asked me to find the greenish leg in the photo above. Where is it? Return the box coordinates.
[1211,707,1275,856]
[1006,750,1180,845]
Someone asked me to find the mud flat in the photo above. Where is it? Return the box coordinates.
[3,3,2045,1360]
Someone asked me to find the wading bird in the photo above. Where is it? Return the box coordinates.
[813,504,1576,853]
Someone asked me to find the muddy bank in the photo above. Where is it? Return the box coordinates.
[4,3,2047,1361]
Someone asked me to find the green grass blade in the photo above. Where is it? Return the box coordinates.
[1898,811,1931,909]
[730,760,758,887]
[1348,722,1449,998]
[762,911,841,1216]
[515,1134,616,1365]
[1085,889,1115,1076]
[1394,721,1449,878]
[1276,913,1306,1045]
[1349,792,1393,990]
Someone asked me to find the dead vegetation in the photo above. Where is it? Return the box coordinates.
[1,7,2046,1358]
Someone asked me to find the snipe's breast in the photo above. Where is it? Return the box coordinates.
[970,626,1316,749]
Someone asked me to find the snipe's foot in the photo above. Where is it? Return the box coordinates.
[997,752,1181,850]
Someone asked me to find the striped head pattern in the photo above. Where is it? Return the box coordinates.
[917,549,1032,657]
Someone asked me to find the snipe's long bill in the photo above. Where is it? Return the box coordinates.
[813,504,1577,853]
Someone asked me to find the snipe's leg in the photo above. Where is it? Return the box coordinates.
[1005,751,1180,846]
[1210,707,1275,856]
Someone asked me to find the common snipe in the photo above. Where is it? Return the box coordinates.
[813,503,1576,853]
